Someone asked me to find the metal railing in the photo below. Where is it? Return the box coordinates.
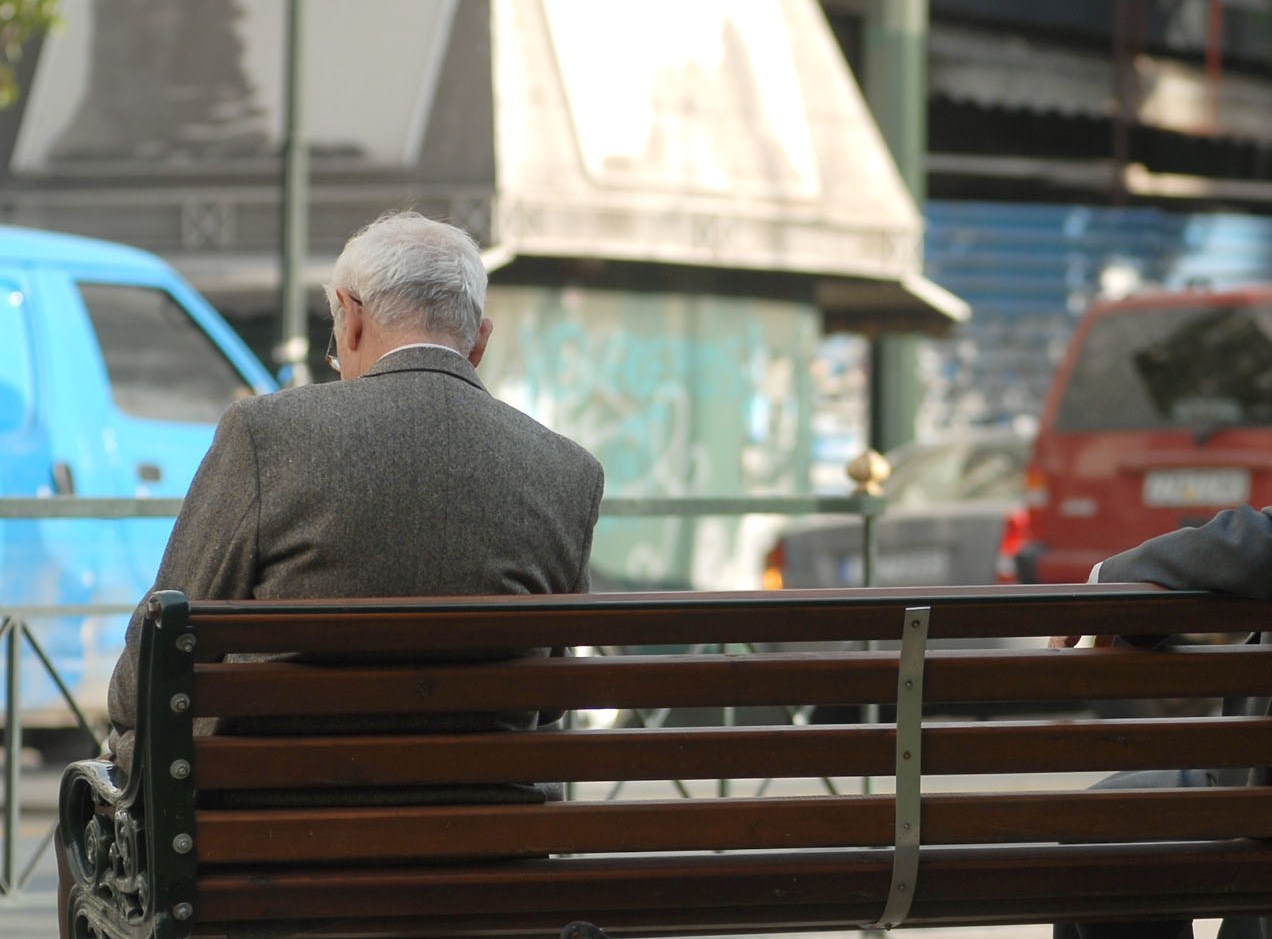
[0,490,884,904]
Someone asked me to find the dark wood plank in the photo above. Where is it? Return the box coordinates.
[192,726,894,788]
[191,653,899,716]
[921,787,1272,843]
[191,841,1272,930]
[191,717,1272,789]
[193,850,899,930]
[923,645,1272,703]
[194,797,895,863]
[187,585,1272,656]
[190,646,1272,717]
[923,715,1272,774]
[193,788,1272,864]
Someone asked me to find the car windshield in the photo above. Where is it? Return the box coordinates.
[1056,302,1272,432]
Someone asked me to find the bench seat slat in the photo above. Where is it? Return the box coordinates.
[191,717,1272,789]
[190,841,1272,930]
[193,788,1272,863]
[191,646,1272,717]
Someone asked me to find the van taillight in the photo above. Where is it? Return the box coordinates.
[1023,466,1048,509]
[1023,464,1051,542]
[762,540,786,590]
[995,507,1033,584]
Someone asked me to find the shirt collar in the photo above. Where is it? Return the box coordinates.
[376,342,464,364]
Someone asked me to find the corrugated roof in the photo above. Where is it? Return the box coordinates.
[930,23,1272,145]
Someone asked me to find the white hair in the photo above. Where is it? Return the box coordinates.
[324,210,487,352]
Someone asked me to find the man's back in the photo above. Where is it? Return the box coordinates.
[105,345,604,767]
[194,346,601,600]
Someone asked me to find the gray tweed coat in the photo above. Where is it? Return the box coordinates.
[105,346,604,775]
[1070,509,1272,939]
[1098,502,1271,787]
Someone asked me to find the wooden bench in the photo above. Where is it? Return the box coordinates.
[59,584,1272,939]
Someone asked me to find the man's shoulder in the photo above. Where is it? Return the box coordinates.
[225,380,601,481]
[227,381,342,417]
[488,398,599,465]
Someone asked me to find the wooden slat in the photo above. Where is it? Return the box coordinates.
[193,788,1272,864]
[190,646,1272,717]
[195,797,894,863]
[923,715,1272,774]
[187,584,1272,656]
[923,787,1272,844]
[193,726,894,788]
[192,850,897,928]
[923,644,1272,702]
[192,841,1272,930]
[191,653,898,716]
[191,717,1272,789]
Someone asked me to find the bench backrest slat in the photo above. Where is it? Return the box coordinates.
[189,840,1272,930]
[186,586,1271,654]
[193,788,1272,865]
[189,646,1272,716]
[188,716,1272,790]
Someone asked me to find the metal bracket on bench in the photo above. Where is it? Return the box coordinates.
[873,606,930,930]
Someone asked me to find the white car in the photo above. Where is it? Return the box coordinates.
[765,428,1032,590]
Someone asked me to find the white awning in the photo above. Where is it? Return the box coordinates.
[490,0,966,333]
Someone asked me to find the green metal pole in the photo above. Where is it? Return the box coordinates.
[864,0,928,454]
[279,0,312,387]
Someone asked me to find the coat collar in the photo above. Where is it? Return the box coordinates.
[360,345,487,393]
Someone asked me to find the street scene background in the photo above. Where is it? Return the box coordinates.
[4,0,1272,936]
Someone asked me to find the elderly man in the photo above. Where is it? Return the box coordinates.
[102,208,605,769]
[57,212,603,937]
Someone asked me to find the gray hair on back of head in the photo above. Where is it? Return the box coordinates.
[327,210,487,352]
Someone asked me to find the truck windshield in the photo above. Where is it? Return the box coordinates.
[80,282,254,424]
[1055,302,1272,432]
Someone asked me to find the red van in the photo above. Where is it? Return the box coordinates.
[1013,284,1272,584]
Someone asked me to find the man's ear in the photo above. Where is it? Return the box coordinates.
[341,288,366,352]
[468,317,493,367]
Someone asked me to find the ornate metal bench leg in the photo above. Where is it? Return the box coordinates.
[561,922,612,939]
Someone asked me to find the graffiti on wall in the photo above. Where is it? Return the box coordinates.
[482,285,816,590]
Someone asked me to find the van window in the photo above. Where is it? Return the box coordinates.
[1055,302,1272,432]
[78,283,253,424]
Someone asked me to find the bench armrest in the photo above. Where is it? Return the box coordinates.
[59,758,160,939]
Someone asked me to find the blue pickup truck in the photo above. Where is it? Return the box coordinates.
[1,225,277,742]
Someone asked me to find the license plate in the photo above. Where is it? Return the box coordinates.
[1142,468,1250,507]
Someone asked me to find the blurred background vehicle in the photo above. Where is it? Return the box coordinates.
[1005,284,1272,719]
[1013,284,1272,586]
[764,426,1033,591]
[753,426,1043,723]
[1,225,278,754]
